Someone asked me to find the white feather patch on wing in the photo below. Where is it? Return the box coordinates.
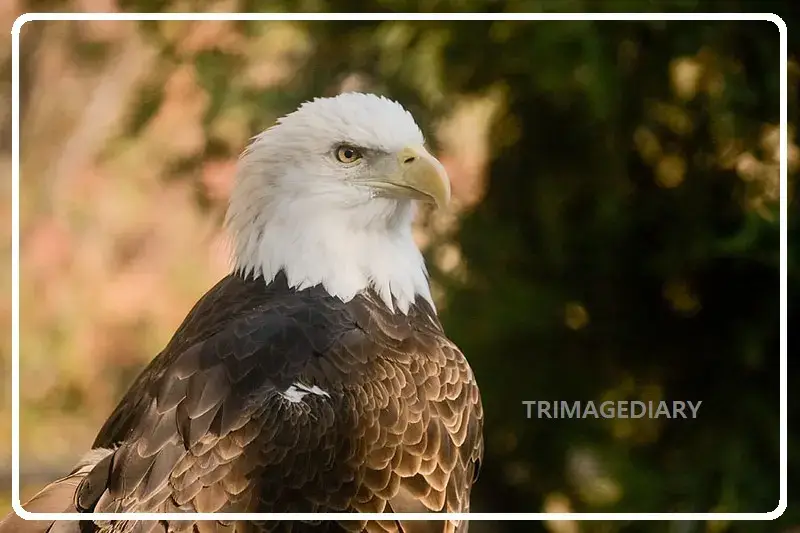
[280,382,331,404]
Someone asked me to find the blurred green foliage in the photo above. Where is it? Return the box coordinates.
[10,2,797,532]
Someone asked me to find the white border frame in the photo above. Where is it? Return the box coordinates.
[10,11,787,523]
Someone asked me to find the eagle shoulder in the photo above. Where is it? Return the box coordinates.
[80,274,359,519]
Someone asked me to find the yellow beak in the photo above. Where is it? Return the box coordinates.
[373,145,451,208]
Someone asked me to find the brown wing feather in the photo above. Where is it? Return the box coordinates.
[350,293,484,533]
[4,273,482,533]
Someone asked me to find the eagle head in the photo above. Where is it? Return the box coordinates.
[225,92,450,314]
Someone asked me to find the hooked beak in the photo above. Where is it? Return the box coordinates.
[369,145,451,208]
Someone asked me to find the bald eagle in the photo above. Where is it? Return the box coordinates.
[3,93,484,533]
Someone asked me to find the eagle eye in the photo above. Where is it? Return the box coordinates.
[335,145,362,164]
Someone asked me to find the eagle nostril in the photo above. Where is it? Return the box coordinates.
[403,156,417,165]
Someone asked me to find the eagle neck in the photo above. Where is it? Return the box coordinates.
[228,196,434,315]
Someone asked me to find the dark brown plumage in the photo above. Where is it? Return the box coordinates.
[9,271,482,533]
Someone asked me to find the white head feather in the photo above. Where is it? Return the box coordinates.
[225,92,448,314]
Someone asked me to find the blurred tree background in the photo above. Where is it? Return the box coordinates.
[1,1,796,532]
